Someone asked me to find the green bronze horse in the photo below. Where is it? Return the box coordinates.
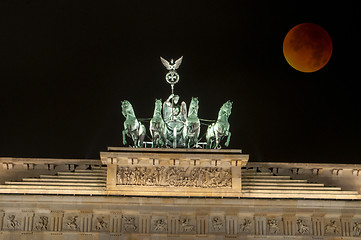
[183,97,200,148]
[150,99,167,148]
[121,100,146,148]
[206,100,232,149]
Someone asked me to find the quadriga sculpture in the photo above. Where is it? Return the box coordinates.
[121,100,146,148]
[206,101,232,149]
[120,56,234,149]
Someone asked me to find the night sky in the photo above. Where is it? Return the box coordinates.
[0,1,360,163]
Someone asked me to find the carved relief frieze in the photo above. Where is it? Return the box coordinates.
[122,216,138,233]
[295,218,311,235]
[267,218,282,235]
[239,218,253,234]
[116,166,231,188]
[324,219,341,235]
[2,207,361,239]
[209,216,225,233]
[151,216,168,233]
[93,215,109,232]
[353,220,361,236]
[2,214,22,231]
[33,215,49,231]
[179,217,196,233]
[63,215,80,231]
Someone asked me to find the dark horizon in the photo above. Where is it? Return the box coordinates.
[0,1,360,164]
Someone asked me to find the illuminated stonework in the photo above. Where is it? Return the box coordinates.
[0,147,361,239]
[116,166,232,188]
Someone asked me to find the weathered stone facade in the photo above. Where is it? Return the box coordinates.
[0,147,361,239]
[1,195,361,239]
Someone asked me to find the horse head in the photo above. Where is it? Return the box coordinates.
[155,99,162,109]
[188,97,199,117]
[121,100,135,118]
[224,100,233,115]
[218,100,233,118]
[153,99,163,116]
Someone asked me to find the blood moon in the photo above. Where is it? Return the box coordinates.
[283,23,332,73]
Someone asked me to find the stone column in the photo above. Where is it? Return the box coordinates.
[0,210,4,231]
[226,215,238,235]
[341,216,352,236]
[254,215,266,235]
[22,212,35,231]
[196,215,208,235]
[312,216,324,236]
[79,212,92,232]
[139,214,150,233]
[283,215,295,235]
[110,212,122,233]
[50,211,64,232]
[168,215,179,234]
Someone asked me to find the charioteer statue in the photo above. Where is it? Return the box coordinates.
[121,56,232,149]
[163,93,187,148]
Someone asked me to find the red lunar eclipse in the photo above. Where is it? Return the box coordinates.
[283,23,333,73]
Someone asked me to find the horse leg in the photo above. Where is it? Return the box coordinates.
[122,130,127,145]
[132,133,139,148]
[160,131,167,148]
[206,127,211,149]
[206,135,212,149]
[173,127,177,148]
[151,131,155,148]
[213,134,219,149]
[187,131,194,148]
[150,129,155,148]
[195,128,200,148]
[188,136,196,148]
[139,125,145,148]
[153,133,159,148]
[139,133,145,148]
[183,125,189,148]
[156,135,162,148]
[206,138,213,149]
[225,131,231,147]
[193,138,198,148]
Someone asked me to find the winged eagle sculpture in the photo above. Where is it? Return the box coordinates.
[160,56,183,93]
[160,56,183,70]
